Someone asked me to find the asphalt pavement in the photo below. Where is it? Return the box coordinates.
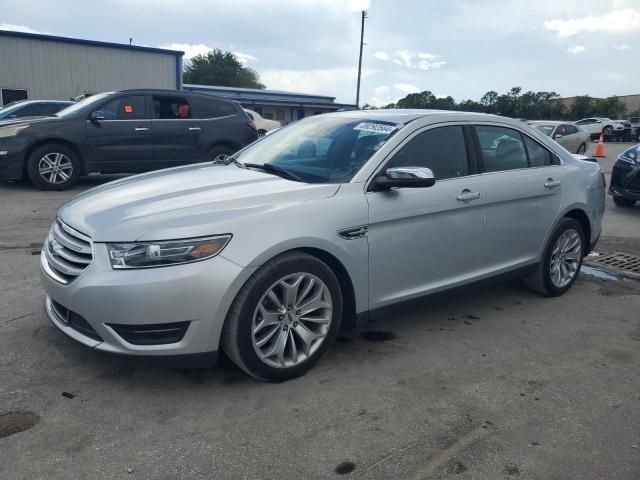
[1,143,638,479]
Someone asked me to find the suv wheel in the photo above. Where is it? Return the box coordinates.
[27,144,80,190]
[523,218,585,297]
[222,252,343,381]
[207,145,236,163]
[613,196,637,208]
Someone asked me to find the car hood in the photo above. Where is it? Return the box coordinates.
[0,115,60,127]
[58,163,340,242]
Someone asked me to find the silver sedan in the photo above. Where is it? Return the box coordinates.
[40,110,605,380]
[529,120,590,154]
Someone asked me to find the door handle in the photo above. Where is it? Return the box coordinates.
[456,190,481,202]
[134,127,149,132]
[188,127,201,131]
[544,179,562,189]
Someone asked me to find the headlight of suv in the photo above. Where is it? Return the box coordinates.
[0,125,30,138]
[107,235,231,269]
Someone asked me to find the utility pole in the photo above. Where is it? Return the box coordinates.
[355,10,367,109]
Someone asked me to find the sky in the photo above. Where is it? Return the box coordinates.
[1,0,639,106]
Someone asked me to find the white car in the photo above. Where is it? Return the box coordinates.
[574,117,624,139]
[529,121,590,154]
[244,109,282,136]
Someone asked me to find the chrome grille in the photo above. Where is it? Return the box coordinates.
[42,219,93,284]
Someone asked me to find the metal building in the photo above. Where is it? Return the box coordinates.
[183,84,356,122]
[0,30,184,105]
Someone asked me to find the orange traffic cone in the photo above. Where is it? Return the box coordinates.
[594,133,605,158]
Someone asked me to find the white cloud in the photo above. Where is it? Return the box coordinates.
[613,44,631,50]
[160,42,213,59]
[374,51,390,60]
[261,67,367,103]
[567,45,587,54]
[0,23,44,34]
[394,83,420,94]
[543,8,640,38]
[233,51,257,64]
[391,49,446,70]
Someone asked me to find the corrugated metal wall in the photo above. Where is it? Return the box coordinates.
[0,36,178,101]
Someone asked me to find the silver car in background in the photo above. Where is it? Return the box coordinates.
[40,110,605,381]
[529,120,590,154]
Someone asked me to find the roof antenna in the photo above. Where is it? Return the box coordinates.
[129,37,133,46]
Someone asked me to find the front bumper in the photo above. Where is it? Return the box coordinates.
[40,242,256,358]
[608,161,640,200]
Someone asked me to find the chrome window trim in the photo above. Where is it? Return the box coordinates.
[362,121,471,192]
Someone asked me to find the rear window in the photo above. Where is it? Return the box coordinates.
[192,97,236,119]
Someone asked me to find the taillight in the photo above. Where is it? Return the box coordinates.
[248,121,257,131]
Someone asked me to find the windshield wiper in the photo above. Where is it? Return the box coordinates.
[242,162,302,182]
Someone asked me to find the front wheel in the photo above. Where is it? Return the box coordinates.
[523,218,585,297]
[221,252,343,381]
[26,144,80,190]
[613,196,637,208]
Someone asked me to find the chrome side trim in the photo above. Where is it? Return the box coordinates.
[338,225,368,240]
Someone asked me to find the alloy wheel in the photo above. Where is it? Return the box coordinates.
[38,152,73,185]
[251,273,333,368]
[550,229,582,288]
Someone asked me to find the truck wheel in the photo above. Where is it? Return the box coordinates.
[27,144,80,190]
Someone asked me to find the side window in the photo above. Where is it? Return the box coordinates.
[564,125,579,135]
[523,136,553,167]
[94,96,146,120]
[386,125,469,180]
[556,124,568,136]
[475,126,528,172]
[192,97,236,119]
[14,104,40,117]
[153,96,192,119]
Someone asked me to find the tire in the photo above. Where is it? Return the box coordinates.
[613,196,637,208]
[523,218,585,297]
[26,144,80,190]
[257,129,267,137]
[207,145,236,163]
[576,143,587,155]
[221,251,343,381]
[603,126,613,135]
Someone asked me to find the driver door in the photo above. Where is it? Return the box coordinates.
[367,124,486,309]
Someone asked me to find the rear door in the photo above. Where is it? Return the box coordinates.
[367,124,486,308]
[84,95,154,173]
[151,94,202,167]
[561,124,582,152]
[473,124,564,271]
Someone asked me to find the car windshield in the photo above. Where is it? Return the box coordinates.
[531,124,555,136]
[56,93,110,118]
[0,102,28,118]
[232,116,401,183]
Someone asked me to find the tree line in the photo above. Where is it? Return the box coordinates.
[365,87,635,120]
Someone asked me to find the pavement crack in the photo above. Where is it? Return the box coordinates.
[4,312,35,324]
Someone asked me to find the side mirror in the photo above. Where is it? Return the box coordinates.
[89,111,105,123]
[371,166,436,191]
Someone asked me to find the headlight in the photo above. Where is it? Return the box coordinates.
[620,147,638,165]
[107,235,231,269]
[0,125,30,138]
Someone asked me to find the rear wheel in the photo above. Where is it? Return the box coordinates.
[576,143,587,154]
[523,218,585,297]
[27,144,80,190]
[613,196,637,208]
[207,145,236,163]
[221,252,342,381]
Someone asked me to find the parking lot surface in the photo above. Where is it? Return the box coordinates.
[1,143,639,479]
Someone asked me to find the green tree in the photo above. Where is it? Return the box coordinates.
[183,49,265,89]
[593,96,626,119]
[480,91,498,113]
[570,96,593,120]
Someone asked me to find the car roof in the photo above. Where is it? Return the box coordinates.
[108,89,240,104]
[529,120,565,125]
[323,108,510,124]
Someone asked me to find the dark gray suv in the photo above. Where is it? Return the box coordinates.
[0,89,258,190]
